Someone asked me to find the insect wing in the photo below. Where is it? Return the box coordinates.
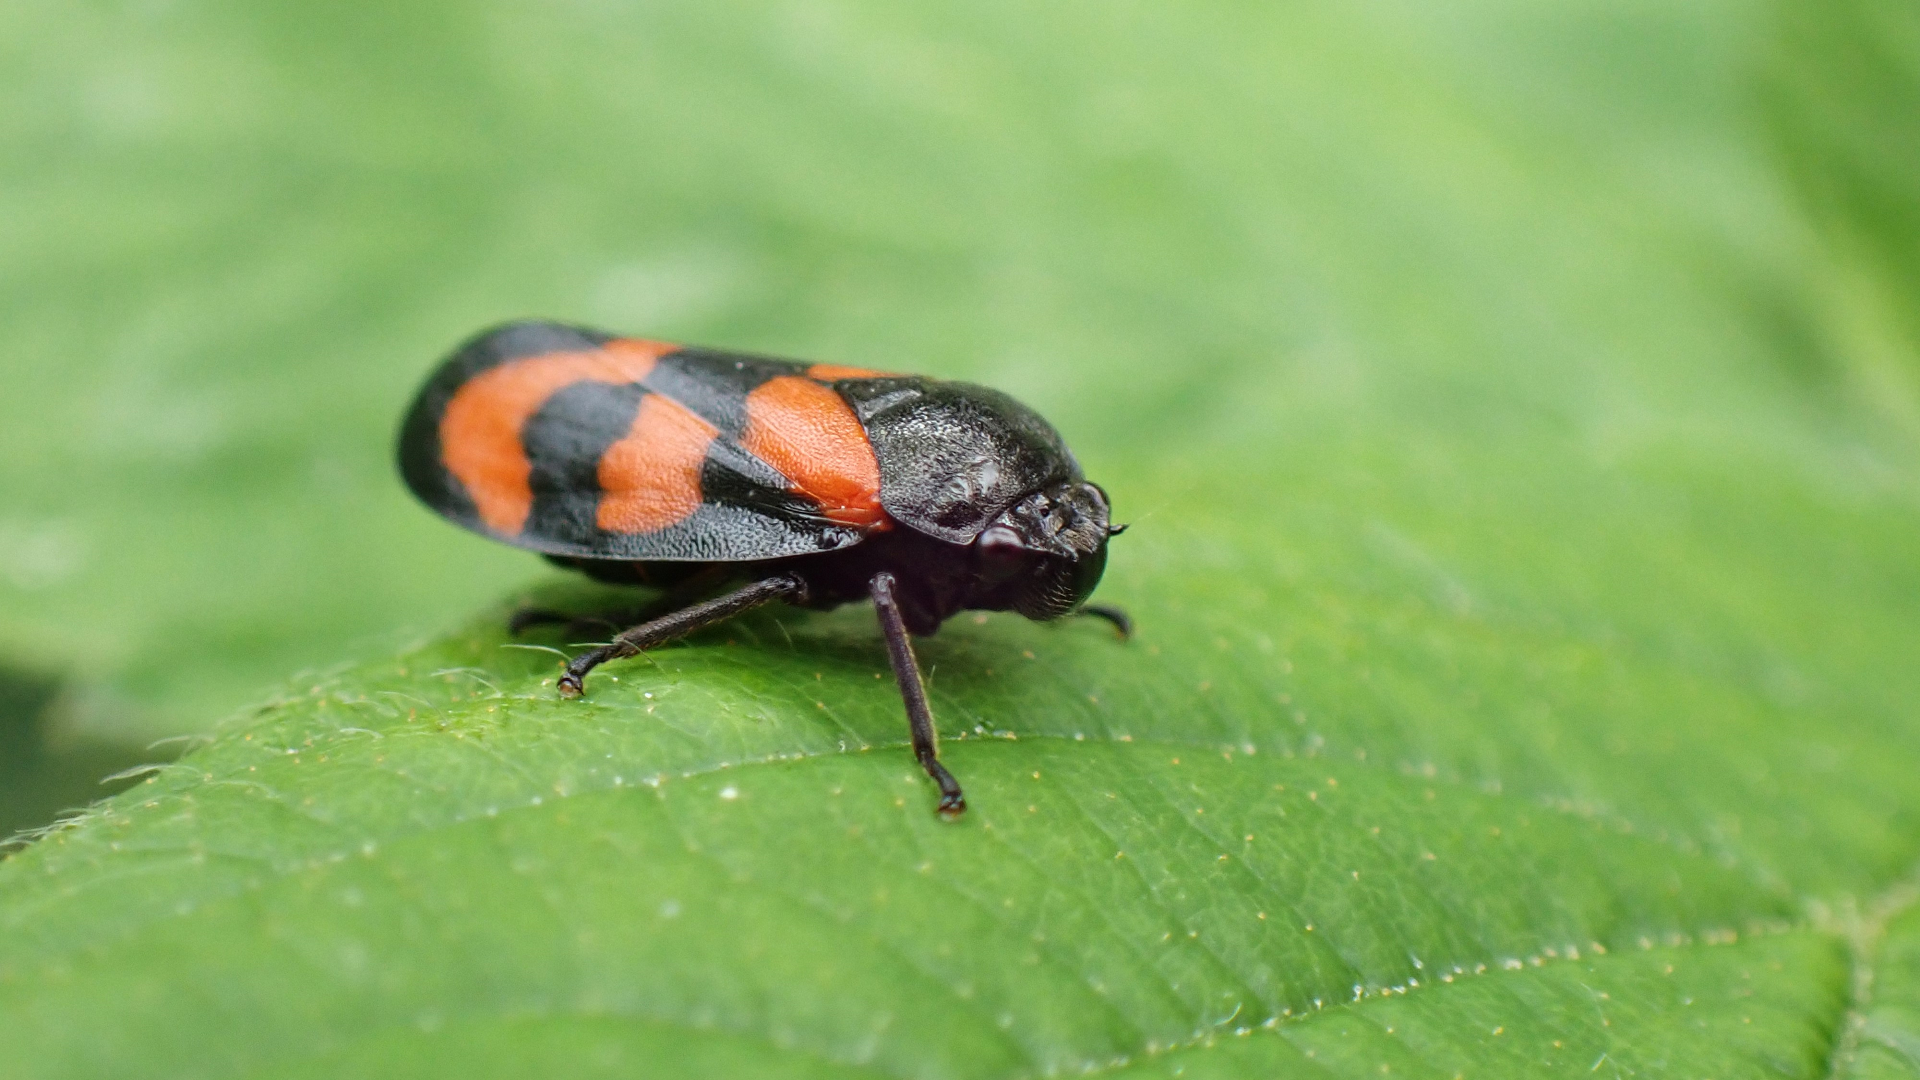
[399,322,889,561]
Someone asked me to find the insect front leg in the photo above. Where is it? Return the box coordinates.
[1075,603,1133,639]
[869,571,966,816]
[557,573,808,697]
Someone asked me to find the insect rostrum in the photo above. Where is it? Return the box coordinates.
[398,320,1126,815]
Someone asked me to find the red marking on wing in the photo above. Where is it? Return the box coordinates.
[741,375,888,529]
[439,339,672,535]
[596,394,718,534]
[806,363,888,381]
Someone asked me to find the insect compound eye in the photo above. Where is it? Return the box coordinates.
[975,524,1028,581]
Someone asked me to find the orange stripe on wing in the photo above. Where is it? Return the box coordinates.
[595,394,718,534]
[439,339,672,535]
[741,375,888,529]
[806,363,888,381]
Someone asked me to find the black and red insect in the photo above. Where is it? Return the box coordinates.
[398,320,1126,814]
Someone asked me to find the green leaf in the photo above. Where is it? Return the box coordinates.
[4,0,1920,1077]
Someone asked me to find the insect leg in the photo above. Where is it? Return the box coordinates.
[557,573,807,698]
[1076,604,1133,640]
[869,571,966,816]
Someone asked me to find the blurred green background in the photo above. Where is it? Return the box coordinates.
[5,0,1909,743]
[4,2,1916,761]
[3,0,1920,1075]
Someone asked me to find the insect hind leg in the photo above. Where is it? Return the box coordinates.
[557,573,807,697]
